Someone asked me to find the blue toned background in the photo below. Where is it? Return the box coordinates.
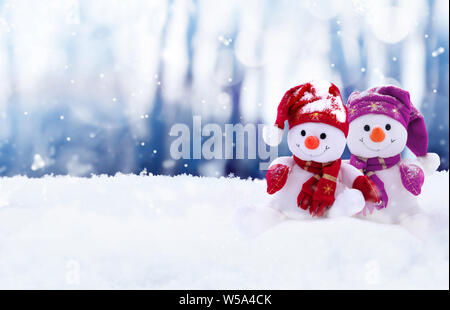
[0,0,448,178]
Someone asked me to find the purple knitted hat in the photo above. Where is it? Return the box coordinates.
[347,85,428,157]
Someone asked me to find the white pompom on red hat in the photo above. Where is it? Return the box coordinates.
[263,80,348,146]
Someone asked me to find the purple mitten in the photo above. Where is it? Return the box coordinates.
[399,163,425,196]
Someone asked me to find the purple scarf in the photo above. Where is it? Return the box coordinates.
[349,154,401,212]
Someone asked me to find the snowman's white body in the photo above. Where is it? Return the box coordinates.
[268,156,365,219]
[264,120,366,219]
[347,114,440,224]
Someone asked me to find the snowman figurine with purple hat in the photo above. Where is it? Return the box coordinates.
[346,85,440,224]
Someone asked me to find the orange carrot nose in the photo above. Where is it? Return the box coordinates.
[370,127,385,142]
[305,136,320,150]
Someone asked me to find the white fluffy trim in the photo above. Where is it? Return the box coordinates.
[417,152,441,176]
[263,125,284,146]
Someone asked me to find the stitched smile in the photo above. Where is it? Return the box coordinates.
[359,137,395,152]
[296,144,330,157]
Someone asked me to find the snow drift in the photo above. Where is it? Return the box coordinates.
[0,171,448,289]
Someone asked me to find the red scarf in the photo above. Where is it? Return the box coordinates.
[293,156,341,215]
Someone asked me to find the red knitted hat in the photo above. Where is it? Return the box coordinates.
[264,81,348,146]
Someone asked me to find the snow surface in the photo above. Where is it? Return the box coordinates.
[0,171,448,289]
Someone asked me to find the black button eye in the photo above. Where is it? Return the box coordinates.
[320,133,327,139]
[385,124,391,130]
[364,125,370,132]
[301,130,306,136]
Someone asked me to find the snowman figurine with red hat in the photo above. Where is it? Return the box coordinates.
[346,85,440,224]
[262,81,379,220]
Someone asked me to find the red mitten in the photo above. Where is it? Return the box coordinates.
[266,164,289,195]
[310,179,336,217]
[352,175,380,203]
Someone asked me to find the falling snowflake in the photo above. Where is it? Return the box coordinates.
[431,47,445,57]
[31,154,46,171]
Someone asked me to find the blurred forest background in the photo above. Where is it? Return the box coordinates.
[0,0,448,178]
